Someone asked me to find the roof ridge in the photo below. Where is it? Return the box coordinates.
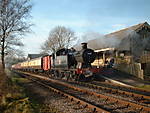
[106,22,149,36]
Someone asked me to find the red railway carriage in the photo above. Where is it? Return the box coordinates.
[42,55,51,71]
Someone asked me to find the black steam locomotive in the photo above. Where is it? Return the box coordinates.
[52,43,98,80]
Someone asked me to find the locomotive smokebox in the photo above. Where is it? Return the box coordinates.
[74,43,96,65]
[81,43,87,49]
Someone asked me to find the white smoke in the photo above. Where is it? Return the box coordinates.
[76,32,103,44]
[74,32,103,50]
[74,29,150,62]
[74,31,121,50]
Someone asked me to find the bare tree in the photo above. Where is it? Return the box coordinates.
[41,26,76,54]
[0,0,32,69]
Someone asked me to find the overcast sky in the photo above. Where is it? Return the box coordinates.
[22,0,150,55]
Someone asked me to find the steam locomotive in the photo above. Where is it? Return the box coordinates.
[12,43,102,80]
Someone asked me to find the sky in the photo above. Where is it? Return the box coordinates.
[22,0,150,55]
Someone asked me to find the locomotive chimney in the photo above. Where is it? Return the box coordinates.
[81,43,87,49]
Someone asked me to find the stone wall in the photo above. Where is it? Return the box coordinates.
[114,57,144,79]
[92,55,149,79]
[130,63,144,79]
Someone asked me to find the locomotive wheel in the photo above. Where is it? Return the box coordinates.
[70,74,75,80]
[78,74,85,81]
[54,71,59,78]
[65,72,70,81]
[60,72,65,79]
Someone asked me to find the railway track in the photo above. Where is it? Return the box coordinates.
[17,72,109,113]
[90,81,150,96]
[16,71,150,113]
[66,81,150,107]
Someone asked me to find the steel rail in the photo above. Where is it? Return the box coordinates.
[72,81,150,105]
[93,81,150,93]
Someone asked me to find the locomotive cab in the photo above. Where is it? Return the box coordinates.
[53,48,77,69]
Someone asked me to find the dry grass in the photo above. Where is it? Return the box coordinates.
[0,67,34,113]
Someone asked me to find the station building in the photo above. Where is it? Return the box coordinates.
[89,22,150,79]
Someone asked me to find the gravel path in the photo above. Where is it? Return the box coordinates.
[21,80,92,113]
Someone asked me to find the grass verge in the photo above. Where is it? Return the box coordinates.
[0,70,60,113]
